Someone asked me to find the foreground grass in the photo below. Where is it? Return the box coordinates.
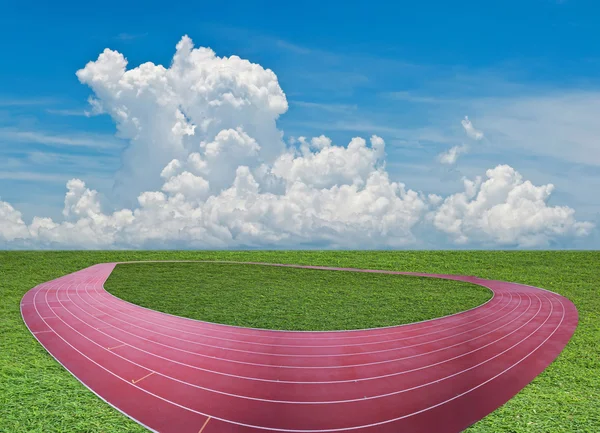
[0,251,598,432]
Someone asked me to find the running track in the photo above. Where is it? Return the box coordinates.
[20,261,578,433]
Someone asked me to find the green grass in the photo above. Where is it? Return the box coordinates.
[1,251,598,432]
[104,262,491,330]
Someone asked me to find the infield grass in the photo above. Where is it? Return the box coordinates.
[1,250,598,432]
[104,262,490,330]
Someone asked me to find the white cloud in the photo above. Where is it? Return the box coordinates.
[0,201,29,242]
[439,143,468,165]
[63,178,102,219]
[25,180,135,248]
[461,115,484,140]
[115,162,427,249]
[430,165,594,247]
[271,135,384,189]
[437,115,483,165]
[161,171,210,203]
[2,132,426,248]
[0,36,593,249]
[75,35,288,205]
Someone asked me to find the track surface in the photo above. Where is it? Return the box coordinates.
[21,261,578,433]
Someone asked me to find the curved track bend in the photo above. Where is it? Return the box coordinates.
[21,261,578,433]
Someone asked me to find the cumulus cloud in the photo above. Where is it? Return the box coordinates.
[2,134,427,249]
[271,135,385,189]
[0,201,29,242]
[161,171,210,203]
[430,165,594,247]
[75,35,288,206]
[63,179,102,218]
[0,36,594,249]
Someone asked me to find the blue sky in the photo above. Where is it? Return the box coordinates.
[1,0,599,249]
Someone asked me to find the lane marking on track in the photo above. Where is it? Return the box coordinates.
[107,343,126,351]
[132,371,155,384]
[41,316,56,319]
[33,330,54,334]
[199,416,212,432]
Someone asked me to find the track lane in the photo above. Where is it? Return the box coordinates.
[21,261,578,433]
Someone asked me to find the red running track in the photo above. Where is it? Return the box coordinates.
[21,261,578,433]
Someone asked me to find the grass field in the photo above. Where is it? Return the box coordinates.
[1,251,598,432]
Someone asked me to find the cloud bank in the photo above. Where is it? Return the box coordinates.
[0,36,593,249]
